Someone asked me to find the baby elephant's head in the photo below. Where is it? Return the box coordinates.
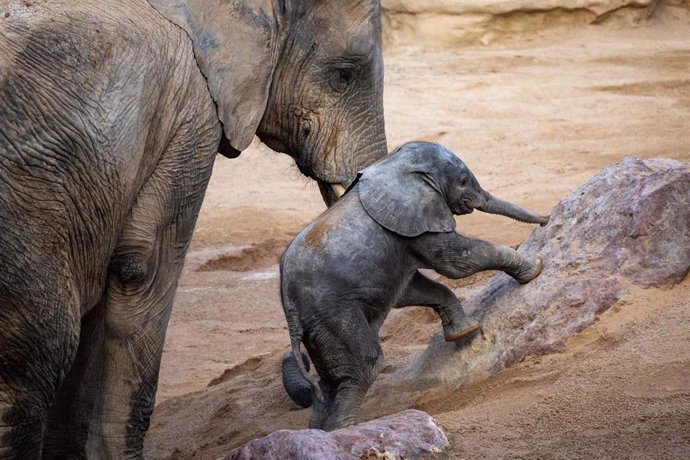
[356,141,549,237]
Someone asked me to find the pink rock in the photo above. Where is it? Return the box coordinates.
[404,157,690,389]
[332,409,448,457]
[226,429,346,460]
[225,409,448,459]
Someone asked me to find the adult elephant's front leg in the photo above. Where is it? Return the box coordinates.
[89,150,214,457]
[61,130,215,458]
[41,184,209,459]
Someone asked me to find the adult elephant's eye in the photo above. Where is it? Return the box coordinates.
[329,64,356,93]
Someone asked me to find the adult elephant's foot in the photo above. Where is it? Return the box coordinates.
[443,316,480,342]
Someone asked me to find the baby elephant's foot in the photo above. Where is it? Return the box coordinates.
[514,257,543,284]
[443,316,480,342]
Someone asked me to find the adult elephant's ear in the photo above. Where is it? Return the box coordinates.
[148,0,275,153]
[358,153,456,237]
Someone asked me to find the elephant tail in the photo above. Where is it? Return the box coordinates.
[281,293,324,408]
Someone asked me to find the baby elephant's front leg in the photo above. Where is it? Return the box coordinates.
[411,232,543,284]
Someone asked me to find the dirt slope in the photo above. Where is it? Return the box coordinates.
[418,282,690,459]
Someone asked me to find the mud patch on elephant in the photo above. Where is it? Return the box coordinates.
[304,202,347,249]
[304,220,332,250]
[197,238,288,272]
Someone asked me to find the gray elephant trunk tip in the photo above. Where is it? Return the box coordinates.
[479,192,550,226]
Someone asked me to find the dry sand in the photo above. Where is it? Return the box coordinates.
[147,5,690,459]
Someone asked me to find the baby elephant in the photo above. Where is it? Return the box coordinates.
[280,141,548,430]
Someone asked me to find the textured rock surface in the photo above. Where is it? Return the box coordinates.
[400,157,689,389]
[226,430,346,460]
[225,409,448,459]
[380,0,682,46]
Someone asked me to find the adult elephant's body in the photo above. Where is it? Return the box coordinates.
[0,0,386,457]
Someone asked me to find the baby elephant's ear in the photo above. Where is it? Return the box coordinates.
[358,156,456,237]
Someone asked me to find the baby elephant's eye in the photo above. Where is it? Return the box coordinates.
[459,176,468,187]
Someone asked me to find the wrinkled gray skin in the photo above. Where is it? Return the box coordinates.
[0,0,386,457]
[281,142,548,431]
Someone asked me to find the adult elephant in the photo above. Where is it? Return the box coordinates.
[0,0,386,457]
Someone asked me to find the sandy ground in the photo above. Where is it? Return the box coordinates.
[147,6,690,459]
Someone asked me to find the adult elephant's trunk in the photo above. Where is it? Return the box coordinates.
[477,190,549,226]
[319,135,388,207]
[353,136,388,174]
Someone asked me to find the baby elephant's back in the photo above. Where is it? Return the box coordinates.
[281,190,414,310]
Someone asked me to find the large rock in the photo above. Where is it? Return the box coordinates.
[225,409,448,459]
[400,157,689,390]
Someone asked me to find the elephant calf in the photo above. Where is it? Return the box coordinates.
[280,141,549,430]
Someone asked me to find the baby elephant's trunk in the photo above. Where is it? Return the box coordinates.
[477,191,550,226]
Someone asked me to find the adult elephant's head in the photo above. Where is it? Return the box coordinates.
[148,0,387,205]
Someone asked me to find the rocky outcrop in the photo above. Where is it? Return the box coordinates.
[381,0,675,47]
[398,157,689,390]
[225,409,448,460]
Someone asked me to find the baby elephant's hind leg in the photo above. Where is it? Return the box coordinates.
[304,308,383,431]
[396,271,479,342]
